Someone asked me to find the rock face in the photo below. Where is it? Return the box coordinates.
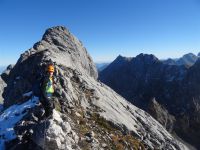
[0,65,14,104]
[147,98,175,132]
[0,76,6,104]
[0,26,189,150]
[99,53,200,149]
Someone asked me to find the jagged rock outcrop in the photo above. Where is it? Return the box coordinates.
[147,98,175,132]
[0,65,14,104]
[0,26,189,150]
[0,76,5,104]
[99,53,200,149]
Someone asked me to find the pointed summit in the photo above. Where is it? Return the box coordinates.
[134,53,159,64]
[18,26,98,80]
[42,26,74,46]
[113,55,132,64]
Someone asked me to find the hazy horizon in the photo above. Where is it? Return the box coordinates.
[1,51,199,66]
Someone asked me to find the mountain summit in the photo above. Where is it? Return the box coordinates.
[0,26,188,149]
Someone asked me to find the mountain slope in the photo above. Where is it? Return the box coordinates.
[99,53,200,149]
[0,26,188,150]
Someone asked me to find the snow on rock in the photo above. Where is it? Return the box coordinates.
[0,96,39,149]
[0,96,80,150]
[23,91,33,97]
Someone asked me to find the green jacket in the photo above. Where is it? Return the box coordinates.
[42,76,54,97]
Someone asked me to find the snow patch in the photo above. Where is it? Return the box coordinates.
[23,91,33,97]
[0,96,39,150]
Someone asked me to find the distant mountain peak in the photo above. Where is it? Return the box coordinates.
[114,54,159,64]
[116,55,132,61]
[163,52,199,67]
[111,55,132,66]
[136,53,157,59]
[182,53,196,58]
[115,54,124,60]
[134,53,159,64]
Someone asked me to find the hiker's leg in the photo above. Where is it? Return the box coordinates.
[39,95,48,107]
[45,97,54,117]
[46,93,54,116]
[39,96,50,117]
[39,96,47,115]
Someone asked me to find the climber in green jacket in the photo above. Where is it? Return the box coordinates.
[40,64,55,118]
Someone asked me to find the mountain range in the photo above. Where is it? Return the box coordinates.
[99,53,200,149]
[162,53,199,67]
[0,26,190,149]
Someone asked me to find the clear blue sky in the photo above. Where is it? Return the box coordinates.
[0,0,200,65]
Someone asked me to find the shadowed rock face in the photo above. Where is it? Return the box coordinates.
[147,98,175,132]
[0,26,189,149]
[99,54,200,149]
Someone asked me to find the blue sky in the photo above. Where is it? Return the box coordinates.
[0,0,200,65]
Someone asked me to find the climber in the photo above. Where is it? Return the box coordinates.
[39,64,55,118]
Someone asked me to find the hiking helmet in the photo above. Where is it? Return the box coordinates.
[47,65,54,72]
